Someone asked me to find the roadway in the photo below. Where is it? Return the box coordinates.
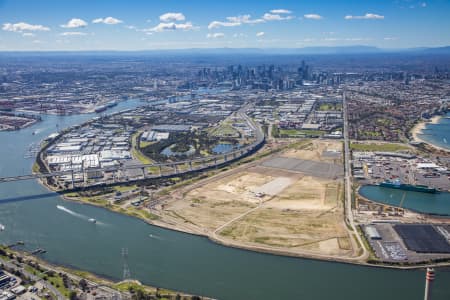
[343,90,369,260]
[0,111,265,191]
[0,257,64,300]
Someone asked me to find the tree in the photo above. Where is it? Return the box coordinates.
[69,291,77,300]
[79,279,88,292]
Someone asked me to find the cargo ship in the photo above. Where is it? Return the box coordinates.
[94,101,117,113]
[378,179,437,194]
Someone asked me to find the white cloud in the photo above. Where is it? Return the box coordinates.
[2,22,50,32]
[92,17,123,25]
[304,14,323,20]
[320,37,372,42]
[148,22,195,32]
[159,13,185,22]
[209,11,292,30]
[207,32,225,39]
[384,37,398,41]
[297,38,316,43]
[421,2,427,8]
[124,25,136,30]
[256,31,265,37]
[263,13,293,21]
[22,32,35,37]
[61,18,87,28]
[270,9,292,14]
[208,20,241,29]
[226,15,264,24]
[344,13,384,20]
[322,37,340,41]
[232,33,247,38]
[345,37,371,41]
[60,32,87,36]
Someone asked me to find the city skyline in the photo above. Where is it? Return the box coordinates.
[1,0,450,51]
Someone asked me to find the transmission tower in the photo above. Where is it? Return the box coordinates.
[122,248,131,280]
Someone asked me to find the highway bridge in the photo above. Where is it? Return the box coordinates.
[0,139,263,184]
[0,112,265,191]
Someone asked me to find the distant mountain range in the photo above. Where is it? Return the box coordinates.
[2,46,450,55]
[167,45,450,55]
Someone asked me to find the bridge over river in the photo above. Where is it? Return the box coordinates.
[0,112,265,192]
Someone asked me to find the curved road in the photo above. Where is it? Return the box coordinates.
[0,257,64,300]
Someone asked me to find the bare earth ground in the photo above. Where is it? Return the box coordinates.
[282,139,343,164]
[156,140,355,259]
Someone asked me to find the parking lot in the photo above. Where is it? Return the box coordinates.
[363,223,450,263]
[261,157,344,179]
[352,152,450,191]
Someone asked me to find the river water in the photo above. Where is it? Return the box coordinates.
[417,112,450,151]
[1,100,450,299]
[359,185,450,216]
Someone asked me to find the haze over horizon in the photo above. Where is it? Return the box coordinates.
[1,0,449,51]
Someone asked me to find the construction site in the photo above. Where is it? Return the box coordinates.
[155,140,357,259]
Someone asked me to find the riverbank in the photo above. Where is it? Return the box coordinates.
[54,177,450,272]
[53,147,450,271]
[0,245,202,300]
[410,115,449,152]
[0,115,39,131]
[59,184,450,271]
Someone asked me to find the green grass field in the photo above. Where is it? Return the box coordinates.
[279,129,326,136]
[209,123,240,137]
[131,132,154,164]
[350,143,411,152]
[317,103,342,111]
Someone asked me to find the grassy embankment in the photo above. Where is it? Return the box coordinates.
[272,125,325,138]
[63,188,160,221]
[208,121,240,138]
[24,265,72,298]
[350,143,411,152]
[131,131,154,165]
[280,129,326,136]
[0,246,72,298]
[1,246,192,299]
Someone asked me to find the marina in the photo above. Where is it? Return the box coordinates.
[359,185,450,216]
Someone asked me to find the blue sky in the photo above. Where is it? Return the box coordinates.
[0,0,449,50]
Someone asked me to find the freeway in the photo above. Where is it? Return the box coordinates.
[0,111,265,190]
[342,90,369,260]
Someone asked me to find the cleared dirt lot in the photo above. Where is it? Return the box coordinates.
[162,171,270,231]
[282,139,342,163]
[218,175,353,257]
[158,140,354,258]
[220,207,352,256]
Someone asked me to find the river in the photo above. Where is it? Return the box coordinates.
[1,99,450,299]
